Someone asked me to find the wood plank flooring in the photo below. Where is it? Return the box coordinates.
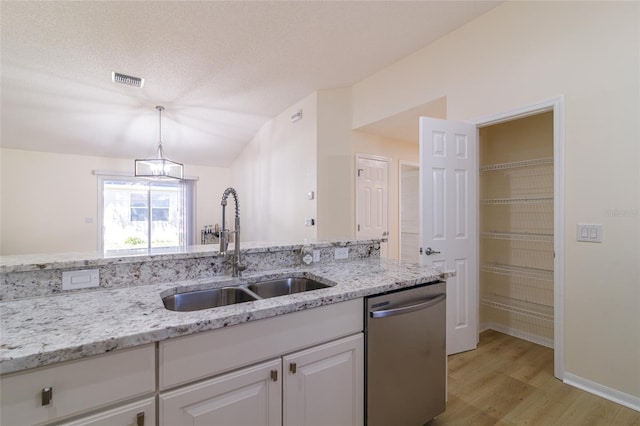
[430,330,640,425]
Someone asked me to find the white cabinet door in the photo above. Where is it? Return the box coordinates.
[59,398,155,426]
[160,359,281,426]
[283,334,363,426]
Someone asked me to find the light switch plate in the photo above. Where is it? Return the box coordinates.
[334,247,349,260]
[577,224,603,243]
[62,269,100,290]
[313,250,321,263]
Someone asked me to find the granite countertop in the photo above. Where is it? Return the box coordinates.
[0,257,450,375]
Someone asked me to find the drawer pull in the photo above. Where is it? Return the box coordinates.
[136,412,145,426]
[289,362,297,374]
[41,387,53,406]
[270,370,278,381]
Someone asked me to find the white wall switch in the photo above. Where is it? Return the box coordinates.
[577,224,603,243]
[62,269,100,290]
[313,249,320,263]
[334,247,349,260]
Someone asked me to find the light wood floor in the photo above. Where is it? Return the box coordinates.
[430,330,640,425]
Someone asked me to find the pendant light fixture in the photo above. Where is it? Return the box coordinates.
[135,106,184,179]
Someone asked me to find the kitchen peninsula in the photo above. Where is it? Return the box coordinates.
[0,239,450,426]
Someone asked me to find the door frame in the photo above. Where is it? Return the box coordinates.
[355,154,390,254]
[471,95,565,380]
[398,160,420,262]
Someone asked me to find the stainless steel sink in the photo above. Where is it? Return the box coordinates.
[247,277,331,298]
[163,287,257,312]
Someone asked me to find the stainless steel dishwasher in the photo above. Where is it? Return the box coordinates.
[365,281,446,426]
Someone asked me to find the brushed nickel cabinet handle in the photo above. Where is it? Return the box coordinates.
[289,363,297,374]
[270,369,278,381]
[136,412,145,426]
[41,387,53,406]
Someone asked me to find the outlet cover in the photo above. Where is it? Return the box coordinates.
[313,249,321,262]
[577,223,603,243]
[62,269,100,290]
[334,247,349,260]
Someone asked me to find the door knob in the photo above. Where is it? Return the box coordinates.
[424,247,441,256]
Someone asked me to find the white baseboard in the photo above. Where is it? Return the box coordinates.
[564,372,640,413]
[480,323,639,412]
[480,322,554,348]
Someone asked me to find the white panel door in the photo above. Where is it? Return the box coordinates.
[283,334,363,426]
[419,117,478,355]
[160,359,282,426]
[356,155,389,257]
[400,164,420,262]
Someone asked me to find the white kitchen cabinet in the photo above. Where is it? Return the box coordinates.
[160,334,363,426]
[284,334,363,426]
[0,344,155,426]
[158,300,364,426]
[160,359,282,426]
[159,299,362,389]
[58,398,155,426]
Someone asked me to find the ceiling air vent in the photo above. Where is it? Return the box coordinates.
[112,72,144,88]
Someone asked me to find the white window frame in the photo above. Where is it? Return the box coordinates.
[96,171,196,253]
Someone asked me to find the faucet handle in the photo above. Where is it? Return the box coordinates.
[219,230,229,255]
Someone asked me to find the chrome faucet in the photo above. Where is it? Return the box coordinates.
[220,187,246,277]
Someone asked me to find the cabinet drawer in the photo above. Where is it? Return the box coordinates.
[0,344,155,426]
[59,397,155,426]
[159,299,363,389]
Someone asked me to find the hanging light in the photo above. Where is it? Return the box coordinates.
[135,106,184,179]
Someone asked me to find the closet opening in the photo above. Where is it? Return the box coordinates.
[478,110,558,369]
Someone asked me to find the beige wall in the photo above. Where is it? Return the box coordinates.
[231,92,318,242]
[316,88,354,240]
[351,132,419,259]
[0,149,231,255]
[352,2,640,399]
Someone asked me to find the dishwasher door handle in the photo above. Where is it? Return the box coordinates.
[370,293,446,318]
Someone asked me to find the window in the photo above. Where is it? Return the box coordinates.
[99,175,195,252]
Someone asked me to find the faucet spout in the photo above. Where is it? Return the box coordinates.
[220,188,245,277]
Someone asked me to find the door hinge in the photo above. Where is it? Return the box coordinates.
[358,224,360,232]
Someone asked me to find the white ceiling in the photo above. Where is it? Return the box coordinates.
[1,1,499,167]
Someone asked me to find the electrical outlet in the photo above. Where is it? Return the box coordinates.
[334,247,348,260]
[62,269,100,290]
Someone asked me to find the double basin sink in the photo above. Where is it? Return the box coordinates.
[163,277,331,312]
